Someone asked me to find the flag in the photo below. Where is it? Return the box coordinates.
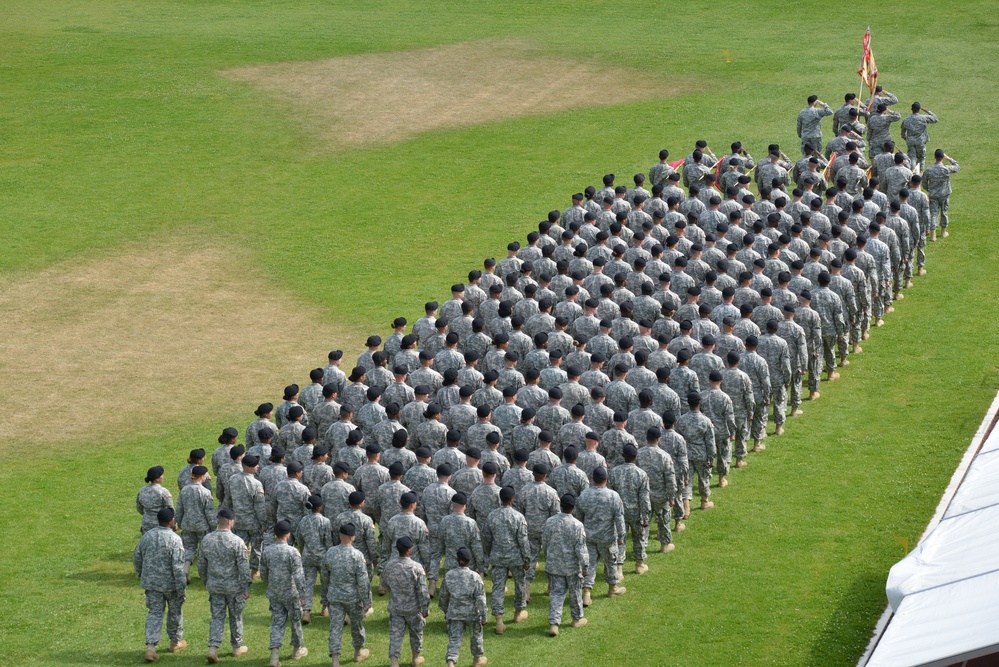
[668,159,685,169]
[858,27,878,104]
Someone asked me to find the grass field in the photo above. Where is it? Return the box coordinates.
[2,1,999,665]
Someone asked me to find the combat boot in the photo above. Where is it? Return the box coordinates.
[332,655,340,667]
[513,609,528,623]
[428,579,436,598]
[170,640,187,653]
[862,329,870,340]
[571,617,588,628]
[660,542,675,553]
[840,357,850,366]
[852,344,862,354]
[718,475,728,488]
[752,440,766,452]
[144,645,160,662]
[472,657,487,666]
[775,425,785,436]
[735,459,747,469]
[808,391,820,401]
[918,267,927,276]
[445,661,454,667]
[942,229,949,238]
[930,229,937,242]
[377,581,387,596]
[291,646,308,660]
[355,647,370,662]
[321,605,329,617]
[184,562,192,584]
[411,654,423,667]
[674,521,685,532]
[683,499,691,519]
[905,279,914,288]
[269,648,281,667]
[207,647,219,664]
[635,561,648,575]
[607,584,627,597]
[494,615,505,634]
[825,370,840,381]
[886,305,895,313]
[251,569,261,582]
[548,624,560,637]
[582,588,592,607]
[233,645,248,657]
[391,658,401,667]
[302,610,311,625]
[700,499,714,510]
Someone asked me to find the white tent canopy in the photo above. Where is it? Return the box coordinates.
[862,393,999,667]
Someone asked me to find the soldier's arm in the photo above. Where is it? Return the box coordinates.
[358,556,373,608]
[133,541,143,578]
[437,576,450,612]
[237,542,252,592]
[172,539,187,595]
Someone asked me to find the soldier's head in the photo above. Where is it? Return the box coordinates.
[388,462,405,481]
[396,535,414,558]
[306,494,325,514]
[400,492,418,513]
[365,444,381,462]
[338,522,356,546]
[465,448,482,468]
[217,508,234,530]
[286,461,303,479]
[333,462,349,479]
[622,444,638,464]
[934,149,945,161]
[156,507,174,528]
[348,490,365,510]
[482,462,499,482]
[451,492,467,513]
[687,391,702,410]
[274,520,292,542]
[560,494,576,514]
[242,454,261,473]
[592,466,608,487]
[500,485,516,506]
[191,464,209,485]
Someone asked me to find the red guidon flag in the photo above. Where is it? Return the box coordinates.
[858,28,878,102]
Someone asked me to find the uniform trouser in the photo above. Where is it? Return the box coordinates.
[750,402,768,440]
[302,558,327,611]
[388,612,425,659]
[427,529,442,581]
[857,301,870,337]
[789,369,803,409]
[807,353,821,392]
[181,531,205,564]
[144,590,184,646]
[690,459,712,499]
[871,284,885,319]
[929,195,949,230]
[652,499,673,544]
[548,574,584,624]
[733,417,750,459]
[624,511,650,561]
[907,143,926,172]
[525,535,542,583]
[446,620,484,662]
[802,137,822,157]
[715,434,732,476]
[268,599,304,650]
[893,262,905,295]
[328,600,365,656]
[234,529,263,570]
[913,232,926,269]
[583,541,620,588]
[881,282,894,311]
[821,336,838,373]
[771,384,788,426]
[490,563,528,616]
[208,592,245,649]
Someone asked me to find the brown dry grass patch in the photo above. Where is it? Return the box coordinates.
[0,239,362,449]
[222,39,684,149]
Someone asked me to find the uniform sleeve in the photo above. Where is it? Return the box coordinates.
[175,493,186,527]
[236,541,252,591]
[575,526,589,574]
[476,578,488,623]
[517,517,530,564]
[639,477,651,523]
[136,491,144,516]
[614,497,626,542]
[171,538,187,595]
[437,576,450,613]
[202,491,217,531]
[259,550,269,584]
[197,538,209,584]
[417,567,431,614]
[133,540,143,578]
[292,553,306,599]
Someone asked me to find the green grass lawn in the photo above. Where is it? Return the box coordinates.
[2,1,999,665]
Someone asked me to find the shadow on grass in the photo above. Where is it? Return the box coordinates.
[66,551,144,588]
[807,572,886,666]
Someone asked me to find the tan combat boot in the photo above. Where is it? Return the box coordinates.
[683,498,691,519]
[302,610,311,625]
[428,579,436,598]
[905,279,914,288]
[548,624,559,637]
[660,542,676,554]
[582,588,592,607]
[930,229,937,242]
[752,439,766,452]
[674,520,685,532]
[840,357,850,366]
[718,475,728,488]
[291,646,308,660]
[355,647,370,662]
[792,408,804,416]
[269,648,281,667]
[513,609,528,623]
[571,617,588,628]
[700,499,714,510]
[918,267,927,276]
[886,305,895,313]
[411,654,424,667]
[184,562,192,584]
[332,655,341,667]
[735,458,747,469]
[607,584,627,597]
[472,656,487,666]
[377,581,387,596]
[251,569,261,582]
[895,292,904,300]
[144,645,160,663]
[775,425,785,436]
[170,640,187,653]
[233,645,248,658]
[321,605,329,617]
[391,658,401,667]
[942,229,949,238]
[826,371,840,381]
[852,344,862,354]
[208,647,219,664]
[494,615,505,635]
[809,391,820,401]
[635,561,648,575]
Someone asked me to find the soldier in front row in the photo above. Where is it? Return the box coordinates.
[541,494,589,636]
[382,536,430,667]
[438,546,488,667]
[260,520,308,666]
[197,508,251,663]
[133,507,187,663]
[321,523,372,667]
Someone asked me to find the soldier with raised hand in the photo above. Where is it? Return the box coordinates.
[333,491,379,583]
[867,103,902,159]
[321,523,372,667]
[576,466,627,605]
[137,465,173,536]
[438,546,489,667]
[261,520,308,666]
[482,485,531,634]
[175,464,216,583]
[133,507,187,663]
[676,392,717,510]
[637,428,678,553]
[797,95,833,156]
[900,102,938,171]
[542,494,589,636]
[197,508,251,663]
[923,149,960,239]
[382,536,431,667]
[296,495,333,625]
[609,444,653,574]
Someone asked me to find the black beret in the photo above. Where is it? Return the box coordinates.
[242,454,260,468]
[217,508,234,520]
[592,467,608,482]
[274,520,292,536]
[532,463,549,476]
[499,486,516,502]
[157,507,175,524]
[339,523,356,536]
[145,465,165,483]
[451,492,467,505]
[348,491,365,505]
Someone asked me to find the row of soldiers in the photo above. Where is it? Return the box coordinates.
[134,106,960,664]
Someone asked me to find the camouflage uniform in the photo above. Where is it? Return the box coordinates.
[176,481,215,565]
[720,367,755,461]
[542,512,589,625]
[576,485,626,588]
[438,566,488,663]
[483,504,531,616]
[229,472,268,570]
[354,462,389,522]
[137,482,174,535]
[402,463,436,497]
[636,444,677,546]
[133,525,186,647]
[197,528,251,651]
[811,287,846,373]
[321,543,372,658]
[794,304,823,394]
[502,465,534,495]
[676,410,716,499]
[438,512,486,574]
[270,477,310,538]
[380,512,431,576]
[549,462,590,501]
[260,541,307,651]
[296,512,334,613]
[381,555,430,661]
[516,480,560,584]
[757,334,791,428]
[923,158,960,231]
[468,482,502,533]
[377,479,411,536]
[608,463,652,561]
[320,478,356,522]
[777,318,808,410]
[333,509,379,581]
